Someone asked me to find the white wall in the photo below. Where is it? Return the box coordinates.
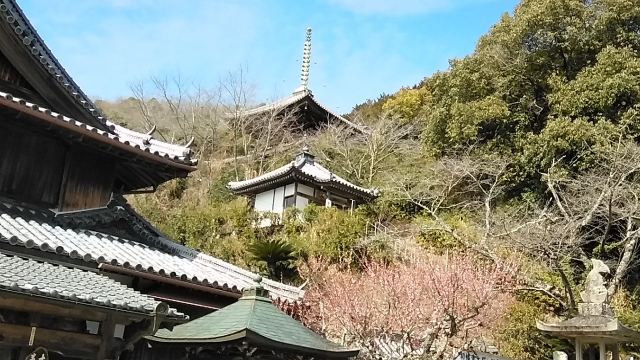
[295,196,308,210]
[254,189,275,212]
[285,184,295,197]
[273,186,285,214]
[297,183,314,196]
[254,182,354,226]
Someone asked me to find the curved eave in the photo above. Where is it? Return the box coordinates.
[243,90,368,134]
[536,319,640,342]
[0,93,197,172]
[229,169,377,201]
[0,1,195,163]
[147,329,359,359]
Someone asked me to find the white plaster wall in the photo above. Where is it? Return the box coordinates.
[297,183,314,196]
[285,184,295,197]
[254,189,275,212]
[295,196,308,210]
[273,186,285,214]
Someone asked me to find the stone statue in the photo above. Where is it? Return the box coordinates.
[580,259,610,304]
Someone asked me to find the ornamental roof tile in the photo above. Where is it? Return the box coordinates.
[149,278,358,359]
[0,0,195,166]
[227,150,379,198]
[0,251,186,320]
[0,200,303,302]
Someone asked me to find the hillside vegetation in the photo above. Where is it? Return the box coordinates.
[97,0,640,359]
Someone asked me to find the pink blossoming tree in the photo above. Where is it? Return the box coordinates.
[302,252,518,360]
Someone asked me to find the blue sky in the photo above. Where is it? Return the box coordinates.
[20,0,519,112]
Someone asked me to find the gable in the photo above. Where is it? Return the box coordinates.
[0,1,109,130]
[0,47,48,105]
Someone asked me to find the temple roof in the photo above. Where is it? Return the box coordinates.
[241,88,368,133]
[227,148,379,200]
[0,91,196,168]
[0,0,196,167]
[236,27,367,134]
[0,197,304,302]
[148,276,359,359]
[0,251,186,321]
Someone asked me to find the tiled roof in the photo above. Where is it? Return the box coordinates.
[0,251,186,320]
[228,150,379,198]
[0,200,303,302]
[240,89,369,134]
[0,0,195,166]
[149,278,359,359]
[0,91,196,167]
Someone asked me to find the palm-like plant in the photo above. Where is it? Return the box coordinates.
[248,238,298,282]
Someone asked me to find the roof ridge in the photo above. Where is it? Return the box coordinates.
[0,1,195,165]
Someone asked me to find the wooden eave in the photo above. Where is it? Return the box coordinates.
[0,13,108,131]
[231,168,376,202]
[0,97,194,190]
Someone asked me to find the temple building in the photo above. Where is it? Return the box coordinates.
[0,1,355,359]
[136,276,359,360]
[236,28,368,134]
[227,147,379,224]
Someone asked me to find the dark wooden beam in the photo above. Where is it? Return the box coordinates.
[97,314,117,360]
[0,322,101,359]
[0,293,107,322]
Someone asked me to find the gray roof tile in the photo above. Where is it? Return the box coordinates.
[0,201,303,301]
[0,251,186,319]
[228,150,379,198]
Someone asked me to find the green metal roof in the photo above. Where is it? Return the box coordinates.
[148,276,359,359]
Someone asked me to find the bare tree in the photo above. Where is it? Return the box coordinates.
[219,65,256,180]
[314,111,415,187]
[127,72,227,160]
[385,141,640,310]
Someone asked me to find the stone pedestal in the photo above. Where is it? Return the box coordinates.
[578,303,614,317]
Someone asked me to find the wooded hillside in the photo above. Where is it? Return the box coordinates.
[96,0,640,359]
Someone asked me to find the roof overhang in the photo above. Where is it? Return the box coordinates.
[240,89,368,134]
[148,329,360,359]
[0,93,196,171]
[229,168,377,201]
[0,1,197,171]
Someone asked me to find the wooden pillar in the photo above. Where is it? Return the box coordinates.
[612,344,619,360]
[576,339,583,360]
[97,315,117,360]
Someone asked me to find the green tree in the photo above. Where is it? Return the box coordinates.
[384,0,640,193]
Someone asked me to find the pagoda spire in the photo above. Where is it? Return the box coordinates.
[300,27,312,90]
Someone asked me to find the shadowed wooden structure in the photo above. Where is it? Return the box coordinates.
[0,0,306,359]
